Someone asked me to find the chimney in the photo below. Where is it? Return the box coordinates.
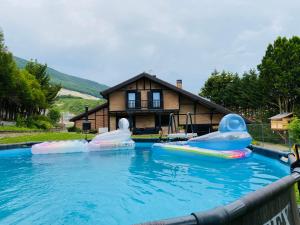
[176,79,182,89]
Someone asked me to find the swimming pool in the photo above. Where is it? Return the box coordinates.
[0,143,289,225]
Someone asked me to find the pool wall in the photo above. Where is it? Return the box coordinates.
[138,146,300,225]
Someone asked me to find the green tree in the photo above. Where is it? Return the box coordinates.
[200,69,267,121]
[0,30,19,120]
[258,36,300,113]
[25,60,61,112]
[0,30,51,120]
[47,108,61,124]
[200,70,240,108]
[288,117,300,143]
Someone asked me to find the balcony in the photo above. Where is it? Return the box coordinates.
[127,100,162,110]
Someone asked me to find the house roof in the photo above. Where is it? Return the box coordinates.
[101,72,233,115]
[69,102,108,122]
[269,112,293,120]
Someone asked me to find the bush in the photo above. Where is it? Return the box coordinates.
[16,115,53,130]
[33,119,52,130]
[47,108,61,125]
[16,115,27,127]
[289,117,300,143]
[67,126,82,133]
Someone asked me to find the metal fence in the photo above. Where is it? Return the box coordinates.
[247,123,292,152]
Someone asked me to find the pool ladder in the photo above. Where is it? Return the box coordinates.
[167,112,195,140]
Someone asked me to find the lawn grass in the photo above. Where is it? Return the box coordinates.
[131,134,163,139]
[295,184,300,204]
[0,132,95,144]
[0,132,163,144]
[0,126,41,132]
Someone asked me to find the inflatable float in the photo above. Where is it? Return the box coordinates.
[31,118,135,155]
[153,114,252,159]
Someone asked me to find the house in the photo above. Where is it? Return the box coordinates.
[269,112,294,131]
[70,72,234,135]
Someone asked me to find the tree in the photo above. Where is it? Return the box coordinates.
[288,117,300,143]
[200,69,266,121]
[258,36,300,113]
[200,70,240,108]
[25,60,61,112]
[0,30,19,120]
[0,30,58,122]
[47,108,61,124]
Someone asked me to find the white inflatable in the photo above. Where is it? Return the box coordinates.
[31,118,135,155]
[88,118,135,151]
[31,140,88,155]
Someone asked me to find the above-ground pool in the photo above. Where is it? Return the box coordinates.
[0,143,290,225]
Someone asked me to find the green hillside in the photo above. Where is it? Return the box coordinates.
[14,56,109,98]
[55,96,106,115]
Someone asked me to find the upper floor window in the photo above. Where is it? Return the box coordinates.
[128,92,136,109]
[152,91,161,108]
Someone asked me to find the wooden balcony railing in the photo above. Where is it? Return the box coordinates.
[127,100,162,110]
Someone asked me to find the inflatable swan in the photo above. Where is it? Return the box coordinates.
[31,118,135,154]
[88,118,135,151]
[153,114,252,159]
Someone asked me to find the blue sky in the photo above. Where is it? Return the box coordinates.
[0,0,299,93]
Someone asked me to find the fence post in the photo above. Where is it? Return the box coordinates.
[288,131,292,152]
[261,123,264,147]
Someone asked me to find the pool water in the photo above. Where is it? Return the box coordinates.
[0,143,289,225]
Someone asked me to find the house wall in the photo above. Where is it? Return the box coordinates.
[110,115,116,131]
[178,96,225,125]
[109,91,126,111]
[108,77,180,112]
[74,107,108,131]
[135,114,155,128]
[163,90,179,110]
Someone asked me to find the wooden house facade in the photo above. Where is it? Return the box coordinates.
[70,73,233,135]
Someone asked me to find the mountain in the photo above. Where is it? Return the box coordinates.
[14,56,109,98]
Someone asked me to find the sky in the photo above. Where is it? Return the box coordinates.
[0,0,299,94]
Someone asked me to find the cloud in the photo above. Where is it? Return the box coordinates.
[0,0,299,93]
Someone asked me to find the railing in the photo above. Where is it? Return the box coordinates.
[127,100,136,109]
[247,123,292,152]
[127,100,162,110]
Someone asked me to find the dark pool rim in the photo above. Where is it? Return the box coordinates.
[1,142,300,224]
[137,145,300,225]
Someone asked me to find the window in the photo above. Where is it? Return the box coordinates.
[128,92,136,108]
[152,91,161,108]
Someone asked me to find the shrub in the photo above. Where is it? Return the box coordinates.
[288,117,300,143]
[47,108,61,125]
[16,115,27,127]
[67,126,82,133]
[33,119,52,130]
[16,115,54,130]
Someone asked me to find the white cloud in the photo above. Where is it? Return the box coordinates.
[0,0,299,93]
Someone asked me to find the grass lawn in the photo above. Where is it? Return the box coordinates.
[295,184,300,204]
[131,134,162,139]
[0,132,163,144]
[0,132,95,144]
[0,126,41,132]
